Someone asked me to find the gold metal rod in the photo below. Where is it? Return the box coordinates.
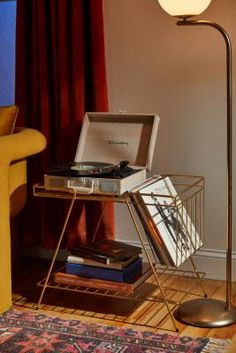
[91,202,107,243]
[36,191,77,309]
[189,256,207,297]
[124,196,179,332]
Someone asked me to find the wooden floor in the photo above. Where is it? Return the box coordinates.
[11,257,236,352]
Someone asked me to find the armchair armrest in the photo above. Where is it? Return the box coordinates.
[0,127,46,165]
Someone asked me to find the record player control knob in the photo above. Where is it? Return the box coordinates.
[119,160,129,169]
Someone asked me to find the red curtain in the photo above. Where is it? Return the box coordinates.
[15,0,114,249]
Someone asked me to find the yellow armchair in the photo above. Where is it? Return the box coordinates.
[0,125,46,313]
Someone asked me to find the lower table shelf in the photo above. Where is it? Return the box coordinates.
[36,263,206,331]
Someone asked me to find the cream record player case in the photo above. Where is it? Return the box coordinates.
[44,112,160,195]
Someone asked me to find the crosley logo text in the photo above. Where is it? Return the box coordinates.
[108,140,129,145]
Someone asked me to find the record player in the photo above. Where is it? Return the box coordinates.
[44,112,160,195]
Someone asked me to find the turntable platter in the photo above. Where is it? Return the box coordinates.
[71,164,97,172]
[70,162,114,175]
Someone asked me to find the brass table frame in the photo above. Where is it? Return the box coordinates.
[33,180,206,332]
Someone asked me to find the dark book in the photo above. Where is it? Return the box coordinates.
[66,257,142,282]
[54,263,152,294]
[67,254,140,270]
[71,239,142,264]
[70,247,111,264]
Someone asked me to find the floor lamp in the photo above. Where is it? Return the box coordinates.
[157,0,236,327]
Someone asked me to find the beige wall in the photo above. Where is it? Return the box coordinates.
[103,0,236,279]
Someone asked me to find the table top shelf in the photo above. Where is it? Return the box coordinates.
[33,183,129,203]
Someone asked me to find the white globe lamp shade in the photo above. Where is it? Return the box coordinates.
[157,0,212,18]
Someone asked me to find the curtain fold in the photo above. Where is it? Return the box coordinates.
[15,0,114,249]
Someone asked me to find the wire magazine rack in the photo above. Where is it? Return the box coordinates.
[130,174,204,268]
[32,174,206,332]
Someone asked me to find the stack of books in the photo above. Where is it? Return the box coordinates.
[54,240,151,294]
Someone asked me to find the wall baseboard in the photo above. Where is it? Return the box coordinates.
[187,248,236,281]
[118,240,236,281]
[21,242,236,281]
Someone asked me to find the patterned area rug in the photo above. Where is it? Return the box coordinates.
[0,309,230,353]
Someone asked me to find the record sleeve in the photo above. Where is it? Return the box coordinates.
[131,175,203,267]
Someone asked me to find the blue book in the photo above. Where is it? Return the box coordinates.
[65,257,142,282]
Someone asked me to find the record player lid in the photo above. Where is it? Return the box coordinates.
[74,112,160,171]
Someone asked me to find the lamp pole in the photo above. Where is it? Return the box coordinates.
[172,18,236,328]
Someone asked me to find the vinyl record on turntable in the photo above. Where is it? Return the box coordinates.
[46,160,131,177]
[70,161,115,175]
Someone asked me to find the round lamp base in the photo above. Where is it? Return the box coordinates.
[174,298,236,328]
